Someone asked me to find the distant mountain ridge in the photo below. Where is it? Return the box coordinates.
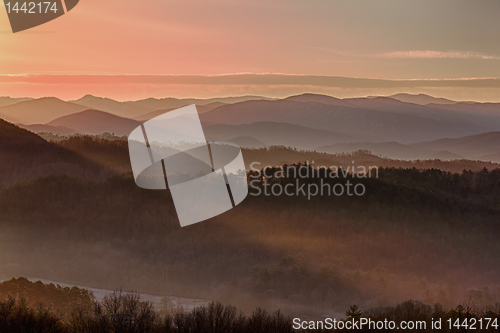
[127,95,273,111]
[0,119,113,183]
[2,93,500,155]
[387,93,457,105]
[200,97,494,143]
[203,121,380,149]
[0,97,88,124]
[47,110,140,136]
[19,124,78,135]
[410,132,500,160]
[317,132,500,162]
[0,96,33,107]
[133,102,226,121]
[71,95,152,118]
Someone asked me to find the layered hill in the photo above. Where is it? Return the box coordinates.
[0,118,115,183]
[200,97,493,143]
[411,132,500,160]
[19,124,78,135]
[203,122,379,149]
[47,110,140,136]
[427,101,500,117]
[387,93,457,105]
[71,95,152,118]
[133,102,226,121]
[127,95,272,111]
[0,97,88,124]
[0,96,33,107]
[317,132,500,162]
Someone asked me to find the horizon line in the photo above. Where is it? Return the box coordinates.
[2,73,500,102]
[0,91,490,104]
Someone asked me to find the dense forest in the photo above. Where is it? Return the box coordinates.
[0,164,499,317]
[1,132,499,319]
[2,128,499,184]
[0,278,93,318]
[1,285,499,332]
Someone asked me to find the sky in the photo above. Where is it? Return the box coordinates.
[1,0,499,101]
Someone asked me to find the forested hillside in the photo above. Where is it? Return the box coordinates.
[0,165,498,317]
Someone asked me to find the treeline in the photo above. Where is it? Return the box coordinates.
[0,166,499,315]
[1,291,294,333]
[242,146,500,173]
[4,130,499,184]
[0,278,94,318]
[0,168,500,311]
[1,291,500,332]
[309,300,500,332]
[50,136,500,175]
[55,135,130,174]
[0,128,116,184]
[250,164,500,215]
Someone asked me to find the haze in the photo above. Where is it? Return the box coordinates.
[1,0,499,101]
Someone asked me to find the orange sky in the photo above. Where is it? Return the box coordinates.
[1,0,499,101]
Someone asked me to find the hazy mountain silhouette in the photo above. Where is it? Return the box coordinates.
[343,96,500,130]
[128,95,272,112]
[18,123,78,135]
[479,152,500,163]
[0,118,111,183]
[201,98,491,143]
[316,142,433,160]
[133,102,227,121]
[225,136,267,148]
[317,142,468,161]
[0,97,88,124]
[427,101,500,117]
[317,132,500,161]
[411,132,500,160]
[72,95,152,118]
[387,93,457,105]
[196,102,227,114]
[203,121,379,150]
[47,110,140,136]
[3,93,500,150]
[0,96,33,107]
[427,150,464,160]
[284,93,352,107]
[0,118,48,146]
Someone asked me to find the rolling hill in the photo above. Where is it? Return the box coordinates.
[128,95,272,111]
[200,97,492,143]
[225,136,267,148]
[427,101,500,117]
[316,142,467,161]
[72,95,152,118]
[284,93,352,107]
[133,102,227,122]
[387,93,457,105]
[317,132,500,162]
[479,152,500,163]
[18,124,78,135]
[0,97,88,124]
[203,122,379,150]
[341,96,500,130]
[0,97,33,107]
[410,132,500,160]
[47,110,140,136]
[316,142,433,160]
[0,118,112,183]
